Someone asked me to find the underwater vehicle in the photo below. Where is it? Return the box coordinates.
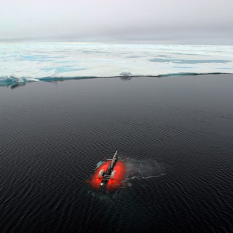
[88,151,126,192]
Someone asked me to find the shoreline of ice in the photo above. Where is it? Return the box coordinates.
[1,43,232,84]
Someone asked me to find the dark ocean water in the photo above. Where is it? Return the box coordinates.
[0,74,233,233]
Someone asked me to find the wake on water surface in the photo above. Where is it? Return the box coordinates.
[86,157,170,206]
[94,157,167,181]
[88,157,168,192]
[124,158,168,180]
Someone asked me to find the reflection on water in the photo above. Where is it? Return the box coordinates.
[1,72,232,90]
[10,83,26,89]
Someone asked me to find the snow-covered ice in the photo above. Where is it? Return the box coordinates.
[0,43,232,86]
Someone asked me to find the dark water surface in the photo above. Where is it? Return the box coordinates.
[1,74,233,233]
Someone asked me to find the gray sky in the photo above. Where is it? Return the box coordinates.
[1,0,233,44]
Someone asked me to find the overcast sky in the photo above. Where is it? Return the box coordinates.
[1,0,233,44]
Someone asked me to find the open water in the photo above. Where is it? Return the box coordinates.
[0,74,233,233]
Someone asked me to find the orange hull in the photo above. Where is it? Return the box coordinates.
[90,161,126,191]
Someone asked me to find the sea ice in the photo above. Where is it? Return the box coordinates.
[0,43,232,87]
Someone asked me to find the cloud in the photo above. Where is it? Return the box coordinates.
[0,0,233,44]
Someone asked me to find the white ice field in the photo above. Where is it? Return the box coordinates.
[0,43,232,83]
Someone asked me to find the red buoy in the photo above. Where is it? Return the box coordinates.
[89,151,126,192]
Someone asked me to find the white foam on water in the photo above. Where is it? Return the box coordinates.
[124,158,168,180]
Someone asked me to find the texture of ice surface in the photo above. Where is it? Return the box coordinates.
[0,44,232,83]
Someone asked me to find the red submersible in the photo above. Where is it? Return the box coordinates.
[89,151,126,192]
